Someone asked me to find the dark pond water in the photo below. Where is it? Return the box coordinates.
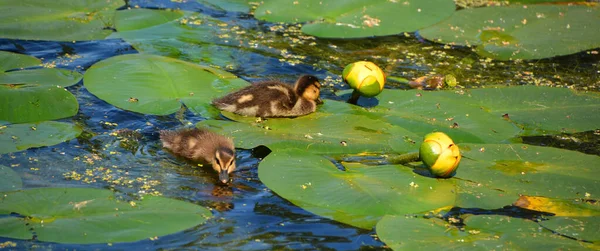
[1,0,599,250]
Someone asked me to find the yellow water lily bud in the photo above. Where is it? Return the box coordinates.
[342,61,386,97]
[419,132,461,178]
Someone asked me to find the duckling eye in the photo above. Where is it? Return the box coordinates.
[215,158,221,166]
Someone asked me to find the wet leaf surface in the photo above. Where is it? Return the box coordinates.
[0,121,82,154]
[419,5,600,60]
[0,187,212,244]
[0,0,124,41]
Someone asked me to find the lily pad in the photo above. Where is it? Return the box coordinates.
[197,0,252,12]
[376,86,600,138]
[377,215,589,250]
[0,121,82,154]
[0,0,124,41]
[111,9,251,69]
[200,100,418,154]
[455,180,517,210]
[376,216,499,250]
[0,51,40,72]
[0,165,22,192]
[254,0,456,38]
[257,150,456,229]
[464,215,591,249]
[0,187,212,244]
[419,5,600,60]
[83,53,249,116]
[0,67,81,123]
[466,86,600,135]
[540,216,600,242]
[514,196,600,216]
[374,89,521,144]
[457,143,600,201]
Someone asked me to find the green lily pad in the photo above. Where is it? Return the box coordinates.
[377,215,589,250]
[376,216,500,250]
[197,0,252,12]
[200,100,418,154]
[540,216,600,242]
[0,51,41,72]
[455,179,517,210]
[0,67,81,124]
[257,150,456,229]
[0,121,82,154]
[0,187,212,244]
[464,215,592,249]
[0,165,22,192]
[83,53,249,116]
[419,5,600,60]
[374,89,521,144]
[377,86,600,138]
[457,143,600,201]
[0,0,124,41]
[466,86,600,135]
[114,8,184,32]
[110,9,249,69]
[254,0,456,38]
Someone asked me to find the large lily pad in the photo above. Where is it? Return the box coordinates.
[376,86,600,137]
[0,54,81,123]
[0,0,124,41]
[83,53,249,116]
[457,143,600,201]
[0,187,212,244]
[254,0,457,38]
[464,215,593,249]
[0,51,41,72]
[0,165,22,192]
[110,9,251,69]
[257,150,456,229]
[376,216,499,250]
[0,121,82,154]
[376,215,589,250]
[540,216,600,242]
[374,89,520,144]
[197,0,252,12]
[419,5,600,60]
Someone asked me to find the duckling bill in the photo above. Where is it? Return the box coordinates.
[212,75,322,118]
[159,128,236,184]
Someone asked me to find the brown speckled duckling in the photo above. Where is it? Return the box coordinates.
[212,75,322,118]
[159,128,236,184]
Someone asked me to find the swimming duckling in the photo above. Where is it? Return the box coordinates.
[159,128,236,184]
[212,75,323,118]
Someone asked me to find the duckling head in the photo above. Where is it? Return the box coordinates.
[295,75,323,104]
[213,147,236,184]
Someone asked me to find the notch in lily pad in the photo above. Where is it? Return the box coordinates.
[342,61,386,104]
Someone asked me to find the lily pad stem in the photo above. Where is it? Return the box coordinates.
[347,89,361,105]
[388,152,420,165]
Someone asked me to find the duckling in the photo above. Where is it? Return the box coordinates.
[159,128,236,184]
[212,75,323,118]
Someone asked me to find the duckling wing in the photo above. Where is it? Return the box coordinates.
[212,82,298,117]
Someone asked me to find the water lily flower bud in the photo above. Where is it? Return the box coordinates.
[419,132,461,178]
[342,61,386,97]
